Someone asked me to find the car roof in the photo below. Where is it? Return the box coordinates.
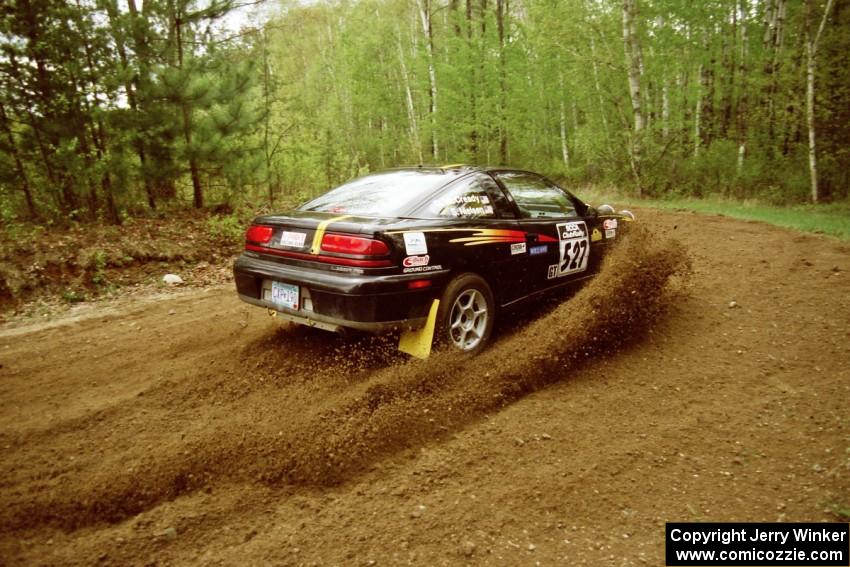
[385,164,480,174]
[386,164,525,175]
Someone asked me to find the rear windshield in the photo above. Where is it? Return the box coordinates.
[298,170,459,217]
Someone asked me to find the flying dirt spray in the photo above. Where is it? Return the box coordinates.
[264,225,691,485]
[0,226,690,531]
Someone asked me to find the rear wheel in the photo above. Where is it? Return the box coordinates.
[436,273,495,354]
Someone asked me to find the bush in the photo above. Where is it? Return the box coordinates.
[641,140,813,203]
[206,214,245,246]
[61,289,87,303]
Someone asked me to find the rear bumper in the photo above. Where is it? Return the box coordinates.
[233,253,447,333]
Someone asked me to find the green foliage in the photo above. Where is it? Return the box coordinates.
[579,185,850,241]
[61,289,88,303]
[1,0,848,221]
[0,0,263,222]
[83,249,109,287]
[206,214,244,246]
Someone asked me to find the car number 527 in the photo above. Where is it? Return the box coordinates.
[556,221,590,277]
[561,239,588,272]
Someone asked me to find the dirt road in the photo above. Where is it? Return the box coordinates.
[1,209,848,566]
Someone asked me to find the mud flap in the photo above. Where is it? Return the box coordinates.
[398,299,440,359]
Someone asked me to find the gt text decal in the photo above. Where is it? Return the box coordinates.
[555,221,589,277]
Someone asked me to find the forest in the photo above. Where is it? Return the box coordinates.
[1,0,848,226]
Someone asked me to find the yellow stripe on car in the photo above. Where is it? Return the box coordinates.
[310,215,352,255]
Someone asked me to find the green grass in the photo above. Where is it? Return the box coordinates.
[577,187,850,241]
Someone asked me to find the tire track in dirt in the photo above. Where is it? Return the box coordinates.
[0,227,689,532]
[0,323,405,528]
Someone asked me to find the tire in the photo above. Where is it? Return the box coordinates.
[435,273,495,355]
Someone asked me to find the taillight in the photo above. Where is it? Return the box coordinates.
[321,233,389,256]
[246,225,274,245]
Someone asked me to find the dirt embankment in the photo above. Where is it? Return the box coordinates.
[0,211,241,318]
[0,209,848,566]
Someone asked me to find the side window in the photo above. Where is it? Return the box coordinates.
[478,174,515,218]
[496,172,578,219]
[423,175,503,219]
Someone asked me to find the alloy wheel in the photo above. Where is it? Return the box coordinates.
[448,289,489,351]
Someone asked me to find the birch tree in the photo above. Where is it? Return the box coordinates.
[417,0,439,160]
[804,0,836,203]
[623,0,644,193]
[397,27,423,163]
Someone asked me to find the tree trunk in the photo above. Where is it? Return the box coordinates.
[558,69,569,169]
[719,4,737,139]
[63,61,100,220]
[0,101,37,218]
[105,0,155,210]
[466,0,479,158]
[622,0,644,193]
[174,4,204,208]
[762,0,786,145]
[699,33,715,149]
[397,29,423,164]
[127,0,166,203]
[261,29,275,205]
[679,67,691,151]
[781,29,804,156]
[496,0,508,164]
[694,63,703,158]
[661,74,670,142]
[589,37,613,160]
[77,9,121,225]
[18,0,76,212]
[805,0,836,203]
[417,0,439,160]
[736,0,749,176]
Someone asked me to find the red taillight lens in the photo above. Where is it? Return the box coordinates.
[246,225,274,245]
[321,233,389,256]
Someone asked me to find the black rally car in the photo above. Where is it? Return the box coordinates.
[234,166,633,354]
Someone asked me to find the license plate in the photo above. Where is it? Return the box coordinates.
[271,281,299,310]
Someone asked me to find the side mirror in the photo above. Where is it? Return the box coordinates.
[584,204,598,218]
